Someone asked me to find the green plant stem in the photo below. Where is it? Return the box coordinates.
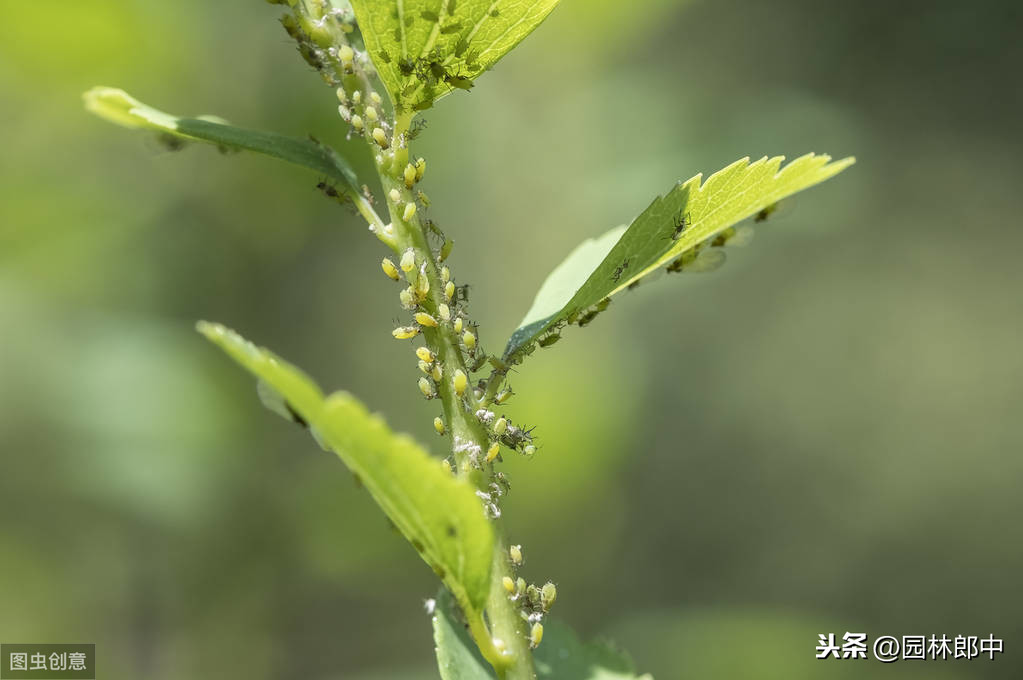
[362,115,535,680]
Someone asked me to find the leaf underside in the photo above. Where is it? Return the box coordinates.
[504,153,856,357]
[433,589,652,680]
[351,0,561,112]
[83,87,361,197]
[196,322,494,617]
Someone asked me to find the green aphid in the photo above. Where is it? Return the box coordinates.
[445,74,474,90]
[421,9,439,21]
[538,332,561,348]
[441,21,463,34]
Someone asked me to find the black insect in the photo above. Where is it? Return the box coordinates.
[754,202,778,223]
[316,180,340,199]
[611,258,630,283]
[668,210,691,240]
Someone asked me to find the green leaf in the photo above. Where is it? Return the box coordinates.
[433,589,651,680]
[351,0,561,112]
[433,589,497,680]
[83,87,361,197]
[504,153,855,357]
[197,321,495,617]
[534,622,653,680]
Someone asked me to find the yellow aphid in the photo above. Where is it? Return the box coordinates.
[372,127,388,148]
[351,114,363,131]
[473,388,484,400]
[403,201,417,221]
[541,582,557,611]
[365,106,378,122]
[487,442,500,463]
[453,317,463,334]
[515,577,526,595]
[336,87,348,104]
[388,188,401,203]
[502,576,516,594]
[400,248,416,272]
[431,364,443,382]
[370,91,382,105]
[462,330,477,351]
[493,417,507,435]
[439,238,453,262]
[509,544,523,565]
[392,325,420,340]
[416,346,434,363]
[404,163,417,189]
[418,360,431,374]
[381,257,400,281]
[415,312,439,328]
[441,266,450,283]
[523,444,536,458]
[437,303,451,322]
[416,270,430,298]
[441,459,452,473]
[445,281,455,301]
[496,389,512,405]
[434,417,446,435]
[529,623,543,649]
[352,90,362,104]
[415,157,426,182]
[418,377,434,398]
[453,369,467,396]
[338,44,355,70]
[399,287,416,310]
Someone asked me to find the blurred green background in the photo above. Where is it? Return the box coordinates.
[2,1,1020,678]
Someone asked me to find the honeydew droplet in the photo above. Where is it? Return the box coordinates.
[487,442,500,463]
[400,248,416,272]
[509,544,523,565]
[403,202,417,221]
[453,369,467,396]
[392,325,420,339]
[416,346,434,363]
[493,417,507,435]
[418,377,434,398]
[381,257,400,281]
[415,312,439,327]
[434,417,446,435]
[404,164,417,189]
[372,127,388,147]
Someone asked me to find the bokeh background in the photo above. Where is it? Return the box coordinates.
[2,0,1021,678]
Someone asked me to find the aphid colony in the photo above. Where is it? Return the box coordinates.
[500,544,556,649]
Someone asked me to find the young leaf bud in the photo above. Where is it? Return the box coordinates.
[462,330,477,351]
[434,417,446,435]
[372,127,388,148]
[493,417,507,435]
[440,266,450,283]
[453,369,468,396]
[415,312,439,327]
[400,248,416,272]
[487,442,500,463]
[416,347,435,363]
[392,325,420,339]
[381,257,400,281]
[529,623,544,649]
[438,303,451,321]
[502,576,516,594]
[509,544,523,565]
[403,201,417,221]
[418,377,435,398]
[541,582,557,611]
[404,163,417,189]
